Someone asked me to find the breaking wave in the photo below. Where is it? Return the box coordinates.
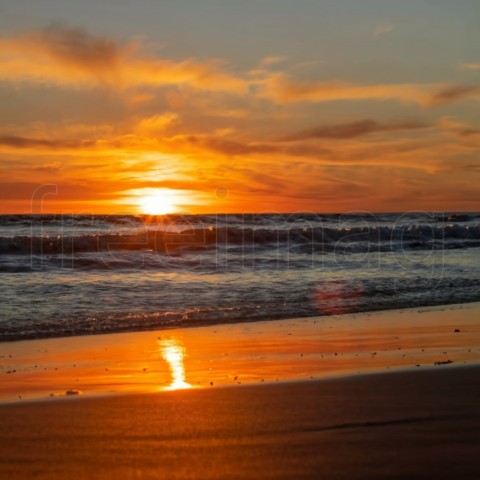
[0,223,479,256]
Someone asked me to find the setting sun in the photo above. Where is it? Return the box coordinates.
[126,188,183,215]
[123,187,207,215]
[139,193,177,215]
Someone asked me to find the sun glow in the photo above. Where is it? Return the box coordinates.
[139,193,177,215]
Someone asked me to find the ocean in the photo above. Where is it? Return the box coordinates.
[1,212,479,342]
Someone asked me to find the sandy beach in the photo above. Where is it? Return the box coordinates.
[1,366,479,479]
[1,303,480,478]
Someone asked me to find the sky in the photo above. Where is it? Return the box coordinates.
[0,0,479,214]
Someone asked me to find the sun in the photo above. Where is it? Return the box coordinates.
[123,187,192,215]
[139,193,177,215]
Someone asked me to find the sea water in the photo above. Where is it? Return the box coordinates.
[0,212,479,341]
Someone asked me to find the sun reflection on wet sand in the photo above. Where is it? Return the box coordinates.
[159,338,193,390]
[1,305,480,403]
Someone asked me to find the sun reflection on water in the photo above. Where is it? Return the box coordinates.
[159,338,193,390]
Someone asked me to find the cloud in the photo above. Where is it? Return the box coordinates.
[260,56,287,67]
[1,23,478,114]
[134,113,180,134]
[0,136,55,149]
[373,23,395,38]
[0,24,247,93]
[257,74,480,107]
[34,162,62,172]
[182,135,281,156]
[462,63,480,70]
[260,74,434,105]
[281,119,429,141]
[438,117,480,138]
[171,135,337,163]
[0,135,94,150]
[455,128,480,137]
[0,115,177,154]
[0,111,471,181]
[429,85,480,106]
[30,23,121,72]
[0,182,94,200]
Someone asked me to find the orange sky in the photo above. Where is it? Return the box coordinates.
[1,2,479,214]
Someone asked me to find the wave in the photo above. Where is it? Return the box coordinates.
[2,276,479,341]
[1,212,479,227]
[0,223,479,256]
[0,214,143,226]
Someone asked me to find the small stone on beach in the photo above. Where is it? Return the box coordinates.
[65,389,81,396]
[434,360,453,366]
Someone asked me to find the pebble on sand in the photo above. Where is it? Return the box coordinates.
[434,360,453,366]
[65,389,81,396]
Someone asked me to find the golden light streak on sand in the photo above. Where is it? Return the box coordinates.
[159,338,193,391]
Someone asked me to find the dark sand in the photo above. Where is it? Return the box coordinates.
[1,365,479,479]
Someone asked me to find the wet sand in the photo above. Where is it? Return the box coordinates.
[1,303,479,478]
[1,302,479,403]
[0,365,479,479]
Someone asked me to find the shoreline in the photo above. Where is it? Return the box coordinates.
[3,298,480,343]
[1,301,479,404]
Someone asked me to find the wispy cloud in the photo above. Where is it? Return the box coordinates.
[461,63,480,70]
[0,181,95,200]
[0,135,97,150]
[34,162,62,172]
[0,24,247,93]
[260,56,287,67]
[281,119,430,141]
[1,24,478,112]
[259,73,433,105]
[429,85,480,105]
[373,23,395,38]
[258,73,480,106]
